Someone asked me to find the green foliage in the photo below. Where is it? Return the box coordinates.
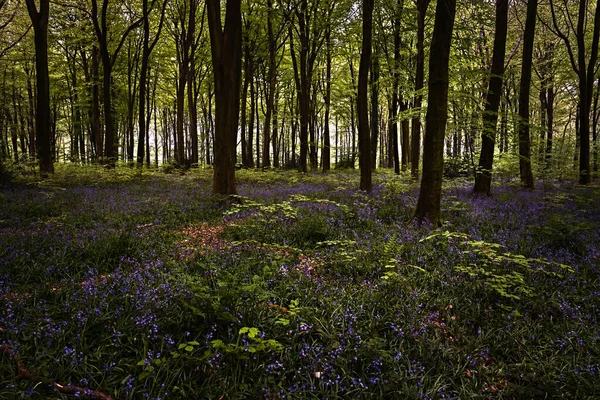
[1,168,599,399]
[422,230,573,303]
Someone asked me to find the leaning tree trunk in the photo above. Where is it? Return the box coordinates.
[208,0,242,195]
[358,0,374,191]
[517,0,537,189]
[473,0,508,195]
[25,0,54,175]
[414,0,455,226]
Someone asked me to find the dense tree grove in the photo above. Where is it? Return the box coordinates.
[1,0,600,198]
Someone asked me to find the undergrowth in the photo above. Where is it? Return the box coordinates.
[1,166,599,399]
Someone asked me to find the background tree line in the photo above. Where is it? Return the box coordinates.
[0,0,599,209]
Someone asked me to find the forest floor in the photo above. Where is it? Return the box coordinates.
[0,165,599,399]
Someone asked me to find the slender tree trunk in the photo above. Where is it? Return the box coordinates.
[273,90,280,168]
[370,54,379,170]
[517,0,536,188]
[262,0,276,169]
[473,0,508,195]
[414,0,455,226]
[241,44,251,166]
[25,0,53,174]
[411,0,430,179]
[593,76,599,172]
[358,0,374,191]
[322,24,332,172]
[248,75,255,168]
[207,0,242,195]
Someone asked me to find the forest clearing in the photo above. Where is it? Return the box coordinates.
[1,166,599,399]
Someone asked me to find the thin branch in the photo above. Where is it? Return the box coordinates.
[549,0,579,74]
[0,344,113,400]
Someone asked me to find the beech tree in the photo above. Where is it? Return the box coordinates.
[90,0,144,166]
[473,0,508,195]
[414,0,455,225]
[137,0,167,166]
[517,0,537,188]
[547,0,600,184]
[410,0,430,179]
[208,0,242,195]
[24,0,53,175]
[358,0,374,191]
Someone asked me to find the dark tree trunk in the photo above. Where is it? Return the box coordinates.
[126,39,141,163]
[247,74,255,168]
[322,24,332,172]
[25,0,53,175]
[370,54,379,170]
[358,0,374,191]
[411,0,430,179]
[401,100,409,170]
[390,0,403,174]
[473,0,508,195]
[546,84,554,167]
[517,0,537,188]
[208,0,242,195]
[138,0,167,167]
[81,47,102,161]
[414,0,455,226]
[273,90,280,168]
[91,0,143,167]
[241,40,251,166]
[262,0,276,169]
[593,76,599,172]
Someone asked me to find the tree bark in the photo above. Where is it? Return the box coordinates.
[473,0,508,195]
[262,0,276,169]
[207,0,242,195]
[91,0,143,167]
[322,23,332,172]
[414,0,455,226]
[358,0,374,191]
[138,0,167,166]
[411,0,430,179]
[517,0,536,188]
[370,54,379,170]
[25,0,53,175]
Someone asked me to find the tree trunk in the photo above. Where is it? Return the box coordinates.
[248,75,255,168]
[25,0,53,175]
[322,24,332,172]
[411,0,430,179]
[358,0,374,191]
[262,0,276,169]
[273,90,280,168]
[138,0,166,167]
[370,54,379,170]
[414,0,455,226]
[207,0,242,195]
[473,0,508,195]
[241,42,251,166]
[517,0,536,188]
